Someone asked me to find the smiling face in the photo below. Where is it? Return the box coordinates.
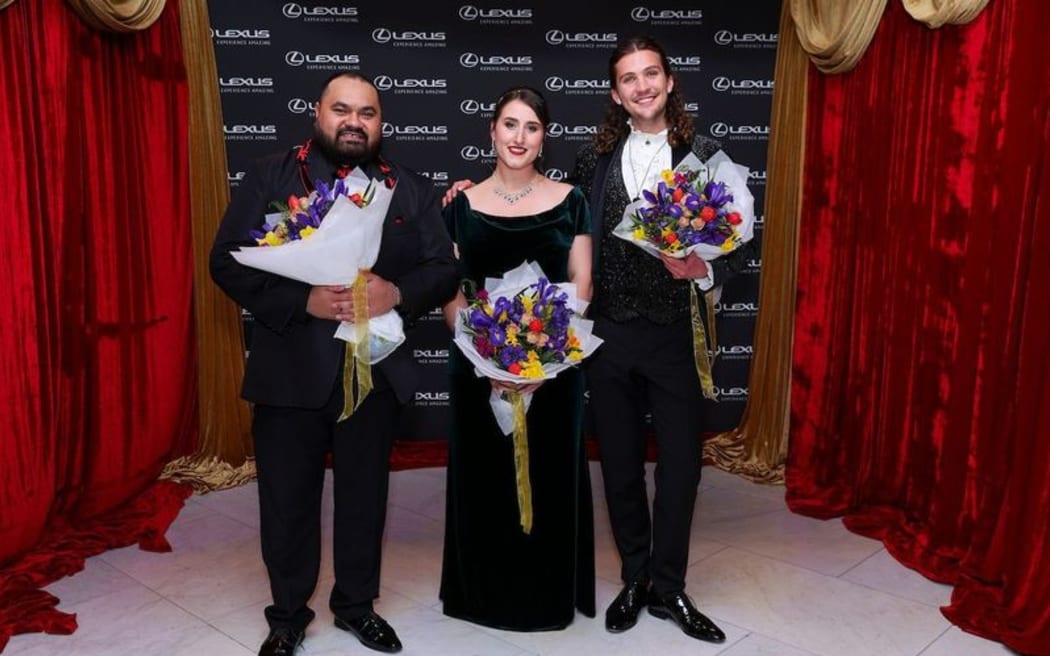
[313,75,382,164]
[490,98,545,171]
[610,48,674,133]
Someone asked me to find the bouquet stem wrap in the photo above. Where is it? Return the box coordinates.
[338,273,373,421]
[507,391,533,534]
[690,286,719,401]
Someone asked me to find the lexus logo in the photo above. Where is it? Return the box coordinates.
[545,76,564,92]
[714,30,733,45]
[711,76,731,92]
[460,99,480,114]
[459,5,479,20]
[382,122,395,137]
[630,7,650,21]
[285,50,305,66]
[710,122,729,138]
[461,145,481,160]
[459,52,480,68]
[545,29,564,45]
[372,28,392,43]
[545,169,567,181]
[287,98,312,114]
[282,2,302,18]
[374,75,394,91]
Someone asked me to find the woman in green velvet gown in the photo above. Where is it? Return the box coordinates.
[439,87,596,631]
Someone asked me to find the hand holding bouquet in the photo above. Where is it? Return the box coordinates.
[453,260,603,532]
[615,150,755,261]
[230,168,400,420]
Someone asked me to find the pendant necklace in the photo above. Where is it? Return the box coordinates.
[627,136,667,200]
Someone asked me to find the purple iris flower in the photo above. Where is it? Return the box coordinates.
[703,181,733,207]
[489,325,507,347]
[499,346,525,368]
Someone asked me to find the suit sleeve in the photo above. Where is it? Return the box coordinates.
[208,157,312,334]
[393,179,459,324]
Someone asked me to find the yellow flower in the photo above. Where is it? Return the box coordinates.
[299,226,316,239]
[522,294,535,313]
[505,324,520,346]
[661,169,675,185]
[567,350,582,362]
[633,227,645,240]
[720,235,738,252]
[521,358,545,378]
[262,231,282,246]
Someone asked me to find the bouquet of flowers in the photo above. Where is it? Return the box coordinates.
[230,168,403,363]
[453,260,603,532]
[613,150,755,401]
[230,168,400,420]
[614,150,755,261]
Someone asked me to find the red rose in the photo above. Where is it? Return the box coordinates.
[508,362,522,375]
[726,212,742,225]
[528,319,544,332]
[700,206,717,221]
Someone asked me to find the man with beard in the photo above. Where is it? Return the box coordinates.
[210,72,458,656]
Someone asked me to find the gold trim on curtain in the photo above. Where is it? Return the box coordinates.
[65,0,166,33]
[901,0,990,28]
[790,0,888,74]
[160,0,254,492]
[703,0,809,485]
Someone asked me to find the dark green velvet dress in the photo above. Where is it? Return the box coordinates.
[440,186,596,631]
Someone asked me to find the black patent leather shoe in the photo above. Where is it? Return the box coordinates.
[605,578,650,632]
[258,626,304,656]
[647,590,726,643]
[334,611,403,653]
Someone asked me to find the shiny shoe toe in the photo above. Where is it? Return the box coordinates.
[335,610,403,653]
[258,626,304,656]
[605,578,650,632]
[647,591,726,643]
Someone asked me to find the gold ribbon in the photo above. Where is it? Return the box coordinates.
[338,273,373,422]
[690,285,718,401]
[507,391,533,534]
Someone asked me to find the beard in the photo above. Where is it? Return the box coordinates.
[312,123,380,168]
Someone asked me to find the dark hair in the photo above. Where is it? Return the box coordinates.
[491,86,551,171]
[318,71,377,99]
[594,35,694,155]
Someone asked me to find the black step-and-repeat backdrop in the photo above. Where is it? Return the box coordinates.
[209,1,779,437]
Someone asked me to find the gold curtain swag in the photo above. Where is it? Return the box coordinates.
[901,0,990,28]
[702,0,808,485]
[66,0,166,32]
[790,0,889,74]
[160,0,254,492]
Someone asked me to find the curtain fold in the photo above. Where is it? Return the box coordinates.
[703,0,806,484]
[0,0,195,646]
[65,0,166,32]
[787,0,1050,652]
[902,0,990,28]
[790,0,888,73]
[159,0,254,491]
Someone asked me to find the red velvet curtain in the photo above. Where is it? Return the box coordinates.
[788,2,1050,654]
[0,0,196,649]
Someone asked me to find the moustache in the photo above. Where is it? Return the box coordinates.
[337,127,367,138]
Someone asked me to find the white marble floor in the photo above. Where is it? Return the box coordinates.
[5,464,1017,656]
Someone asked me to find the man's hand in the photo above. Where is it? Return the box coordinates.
[660,252,709,280]
[306,285,354,321]
[305,273,399,322]
[442,179,475,207]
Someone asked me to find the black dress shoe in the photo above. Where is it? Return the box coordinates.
[648,590,726,643]
[605,578,650,632]
[258,626,304,656]
[334,610,403,653]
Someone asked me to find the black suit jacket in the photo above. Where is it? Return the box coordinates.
[210,145,458,408]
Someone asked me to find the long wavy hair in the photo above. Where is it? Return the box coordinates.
[594,35,694,155]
